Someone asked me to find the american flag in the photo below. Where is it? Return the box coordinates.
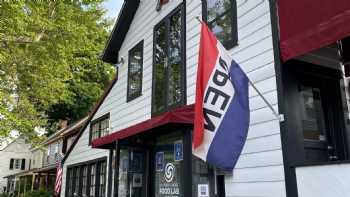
[54,153,64,196]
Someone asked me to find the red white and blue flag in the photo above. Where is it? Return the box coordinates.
[54,153,64,196]
[193,22,250,170]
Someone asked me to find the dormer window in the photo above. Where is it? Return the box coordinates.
[90,113,110,143]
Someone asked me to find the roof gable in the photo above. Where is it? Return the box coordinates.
[102,0,141,64]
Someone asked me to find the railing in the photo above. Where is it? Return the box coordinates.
[42,153,58,167]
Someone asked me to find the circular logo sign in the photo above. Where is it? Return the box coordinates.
[164,163,175,183]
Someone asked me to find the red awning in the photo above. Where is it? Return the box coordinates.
[278,0,350,61]
[91,105,194,148]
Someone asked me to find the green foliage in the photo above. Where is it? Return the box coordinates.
[24,190,52,197]
[0,1,114,143]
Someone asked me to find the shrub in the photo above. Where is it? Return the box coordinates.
[24,190,52,197]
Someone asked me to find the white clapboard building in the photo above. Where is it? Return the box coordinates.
[61,0,350,197]
[0,137,31,194]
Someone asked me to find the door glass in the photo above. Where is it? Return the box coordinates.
[299,85,327,141]
[192,157,215,197]
[118,148,148,197]
[154,134,183,197]
[118,149,129,197]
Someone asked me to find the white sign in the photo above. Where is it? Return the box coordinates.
[164,163,175,183]
[197,184,209,197]
[133,173,142,188]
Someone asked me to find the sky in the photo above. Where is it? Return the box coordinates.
[102,0,124,20]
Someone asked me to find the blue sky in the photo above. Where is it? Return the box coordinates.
[102,0,124,19]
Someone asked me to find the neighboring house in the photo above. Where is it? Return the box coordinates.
[0,137,31,194]
[3,117,87,196]
[56,0,350,197]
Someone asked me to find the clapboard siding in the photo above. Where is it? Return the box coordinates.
[62,0,285,196]
[225,181,286,197]
[0,138,31,194]
[186,0,285,196]
[61,1,184,196]
[61,122,110,197]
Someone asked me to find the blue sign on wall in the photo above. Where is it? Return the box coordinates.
[155,152,164,172]
[174,140,183,161]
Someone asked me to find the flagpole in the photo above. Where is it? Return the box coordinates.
[195,16,284,122]
[247,79,284,122]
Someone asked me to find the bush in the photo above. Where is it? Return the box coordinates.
[24,190,52,197]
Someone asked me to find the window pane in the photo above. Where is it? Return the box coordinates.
[90,164,96,197]
[98,162,106,197]
[209,11,232,46]
[67,168,74,197]
[15,159,20,169]
[153,22,167,113]
[82,166,88,197]
[207,0,231,22]
[74,167,80,196]
[299,85,327,141]
[128,43,143,99]
[92,123,99,141]
[118,149,129,197]
[100,118,109,138]
[168,10,183,106]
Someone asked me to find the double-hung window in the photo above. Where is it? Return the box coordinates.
[97,161,107,197]
[127,41,143,102]
[9,158,25,170]
[152,5,185,115]
[90,114,110,143]
[66,158,107,197]
[202,0,238,49]
[89,164,96,197]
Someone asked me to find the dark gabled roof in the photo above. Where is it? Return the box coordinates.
[101,0,141,64]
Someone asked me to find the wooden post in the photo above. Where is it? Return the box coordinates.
[31,174,35,191]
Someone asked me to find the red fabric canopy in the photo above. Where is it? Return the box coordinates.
[278,0,350,61]
[91,105,194,148]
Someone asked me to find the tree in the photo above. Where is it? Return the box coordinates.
[0,0,114,145]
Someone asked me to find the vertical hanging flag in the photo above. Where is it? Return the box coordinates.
[193,22,250,170]
[54,152,64,196]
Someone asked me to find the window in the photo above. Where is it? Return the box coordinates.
[67,168,74,197]
[10,159,25,170]
[73,167,80,196]
[66,158,107,197]
[152,5,185,115]
[202,0,238,49]
[89,164,96,197]
[90,114,110,143]
[82,166,88,197]
[127,41,143,101]
[283,61,348,164]
[97,161,107,197]
[15,159,20,169]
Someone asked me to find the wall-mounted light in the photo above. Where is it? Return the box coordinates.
[115,57,125,69]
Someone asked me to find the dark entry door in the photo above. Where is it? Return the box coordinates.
[283,61,347,163]
[118,147,149,197]
[153,133,184,197]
